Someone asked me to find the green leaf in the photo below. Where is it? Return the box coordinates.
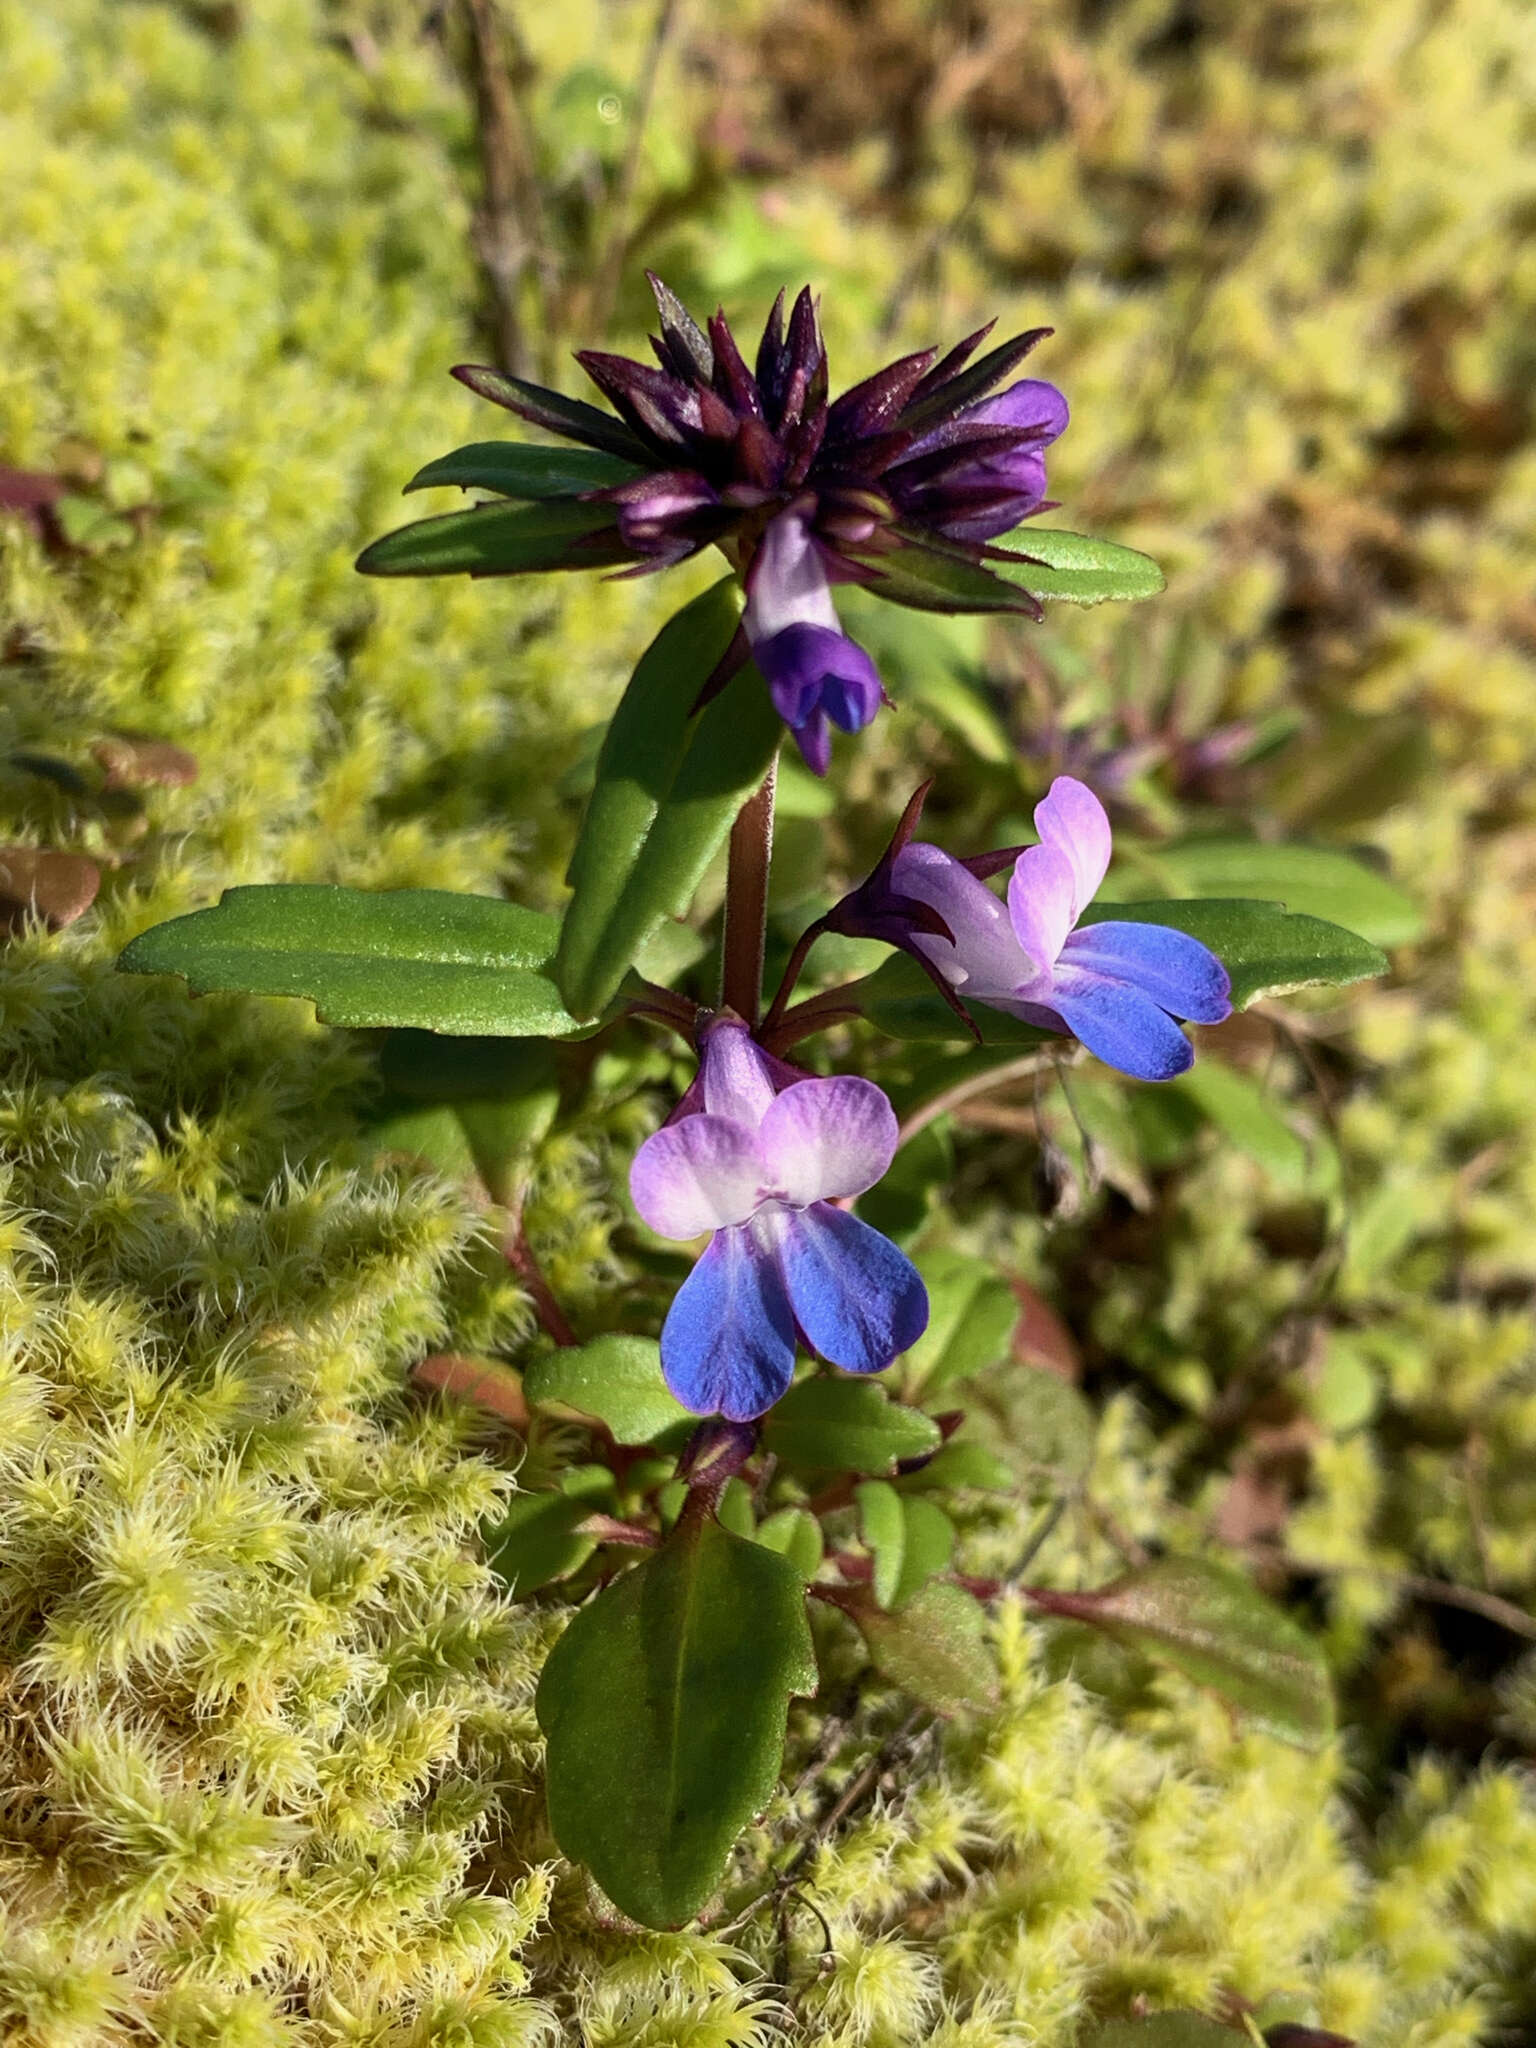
[762,1377,942,1475]
[989,528,1166,606]
[1170,1062,1310,1188]
[118,885,590,1037]
[856,1480,906,1609]
[858,1483,955,1609]
[895,1439,1015,1494]
[1080,898,1390,1008]
[405,441,641,498]
[901,1249,1020,1395]
[483,1466,615,1598]
[523,1335,692,1445]
[858,1580,998,1714]
[964,1366,1097,1487]
[554,578,782,1020]
[754,1507,824,1580]
[355,497,629,577]
[536,1512,818,1927]
[373,1033,560,1204]
[1136,839,1421,948]
[1078,2016,1243,2048]
[1030,1555,1335,1749]
[852,952,1054,1044]
[853,897,1387,1043]
[853,541,1044,617]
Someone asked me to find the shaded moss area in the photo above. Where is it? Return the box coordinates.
[3,1,1536,2043]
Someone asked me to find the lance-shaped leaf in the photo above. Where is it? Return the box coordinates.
[537,1512,817,1927]
[554,577,781,1020]
[1077,898,1388,1008]
[988,528,1166,605]
[854,541,1045,617]
[857,1580,998,1715]
[117,886,589,1037]
[1134,839,1422,949]
[405,441,642,499]
[848,897,1387,1042]
[762,1377,942,1475]
[355,497,629,578]
[524,1335,692,1445]
[1026,1554,1334,1749]
[452,363,652,462]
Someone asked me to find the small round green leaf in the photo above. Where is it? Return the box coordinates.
[523,1335,692,1445]
[761,1378,942,1475]
[754,1508,824,1579]
[858,1580,998,1715]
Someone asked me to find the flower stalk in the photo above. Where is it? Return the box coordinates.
[721,758,778,1023]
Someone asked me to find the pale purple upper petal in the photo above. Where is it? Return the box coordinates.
[630,1114,763,1238]
[892,841,1031,998]
[699,1020,778,1126]
[757,1076,898,1208]
[1061,921,1232,1025]
[1007,842,1078,978]
[1033,776,1112,919]
[743,509,840,641]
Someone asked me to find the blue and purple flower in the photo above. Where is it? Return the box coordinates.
[629,1018,928,1420]
[855,778,1232,1081]
[385,276,1068,771]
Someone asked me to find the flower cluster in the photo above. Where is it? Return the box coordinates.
[632,779,1231,1420]
[454,274,1067,770]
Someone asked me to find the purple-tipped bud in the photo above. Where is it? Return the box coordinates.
[743,511,887,772]
[411,279,1072,761]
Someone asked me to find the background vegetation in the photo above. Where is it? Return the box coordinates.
[2,1,1535,2042]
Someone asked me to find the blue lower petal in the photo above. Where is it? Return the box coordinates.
[1048,975,1194,1081]
[1061,921,1231,1024]
[660,1226,797,1421]
[779,1203,929,1374]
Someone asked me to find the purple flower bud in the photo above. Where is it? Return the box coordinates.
[629,1019,928,1419]
[742,512,887,772]
[417,277,1072,766]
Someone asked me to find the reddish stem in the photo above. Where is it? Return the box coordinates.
[503,1218,579,1347]
[721,760,777,1025]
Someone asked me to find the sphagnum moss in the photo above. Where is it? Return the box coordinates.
[4,0,1536,2044]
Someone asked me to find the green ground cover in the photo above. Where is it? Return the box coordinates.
[2,2,1535,2042]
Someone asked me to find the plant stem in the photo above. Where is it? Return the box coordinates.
[760,917,828,1039]
[503,1216,578,1346]
[721,759,777,1024]
[460,0,546,376]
